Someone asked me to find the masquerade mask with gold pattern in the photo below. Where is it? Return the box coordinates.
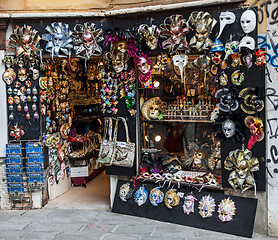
[138,24,160,50]
[165,189,180,209]
[218,198,236,222]
[199,194,215,218]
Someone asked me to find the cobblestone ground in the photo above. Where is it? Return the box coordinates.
[0,208,276,240]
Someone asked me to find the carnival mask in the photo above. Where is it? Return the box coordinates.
[149,104,161,119]
[134,186,148,206]
[18,68,27,82]
[219,71,228,86]
[242,52,253,68]
[240,9,256,34]
[138,24,160,50]
[218,198,236,222]
[188,11,217,51]
[42,22,73,57]
[141,97,166,120]
[149,187,164,206]
[217,11,236,38]
[29,67,40,81]
[173,54,188,81]
[8,25,41,59]
[224,148,259,192]
[239,88,264,114]
[210,51,222,65]
[182,194,197,215]
[119,183,133,202]
[2,68,16,85]
[231,54,242,68]
[10,124,25,140]
[231,70,244,85]
[215,88,239,112]
[224,40,239,60]
[2,56,14,68]
[222,119,236,138]
[73,23,103,59]
[255,50,266,66]
[239,36,255,51]
[134,53,152,82]
[210,106,220,122]
[160,14,190,53]
[105,50,129,73]
[165,189,180,209]
[199,195,215,218]
[245,116,264,150]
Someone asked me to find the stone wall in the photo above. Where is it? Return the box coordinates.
[0,158,10,209]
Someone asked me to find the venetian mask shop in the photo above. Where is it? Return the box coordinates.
[2,4,265,238]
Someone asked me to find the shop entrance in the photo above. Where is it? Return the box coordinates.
[43,57,110,209]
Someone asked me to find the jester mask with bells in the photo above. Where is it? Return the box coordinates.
[8,25,41,59]
[104,50,129,74]
[138,24,160,50]
[160,14,190,53]
[73,22,103,60]
[133,53,152,84]
[42,22,74,57]
[224,148,259,192]
[172,54,188,82]
[188,11,217,51]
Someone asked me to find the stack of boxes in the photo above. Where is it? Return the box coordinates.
[6,144,24,195]
[26,143,44,190]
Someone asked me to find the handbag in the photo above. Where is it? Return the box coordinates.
[112,117,135,168]
[98,118,117,166]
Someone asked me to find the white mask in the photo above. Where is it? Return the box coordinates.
[218,12,236,38]
[222,119,236,138]
[137,57,151,75]
[239,36,255,50]
[173,54,188,81]
[240,10,256,34]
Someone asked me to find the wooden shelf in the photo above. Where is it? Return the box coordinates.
[141,119,212,123]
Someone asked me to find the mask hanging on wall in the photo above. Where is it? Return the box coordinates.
[2,68,16,85]
[138,24,160,50]
[255,50,266,66]
[217,11,236,38]
[224,148,259,192]
[242,52,254,68]
[215,88,239,112]
[73,22,103,60]
[160,14,190,53]
[188,11,217,51]
[29,67,40,81]
[231,54,242,68]
[42,22,74,58]
[2,56,15,68]
[172,54,188,82]
[238,87,264,114]
[240,9,257,34]
[224,39,239,60]
[7,25,41,59]
[104,50,129,74]
[133,53,152,84]
[244,116,264,150]
[222,119,236,138]
[239,36,255,51]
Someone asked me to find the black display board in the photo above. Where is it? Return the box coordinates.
[113,180,258,238]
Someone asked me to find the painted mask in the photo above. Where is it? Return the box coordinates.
[73,23,103,59]
[18,68,27,82]
[182,194,197,215]
[119,182,133,202]
[112,40,129,53]
[224,40,239,60]
[198,195,216,218]
[134,53,151,75]
[105,50,129,73]
[218,198,236,222]
[224,148,259,192]
[240,9,257,34]
[219,71,228,86]
[2,56,14,68]
[42,22,73,57]
[29,67,40,81]
[138,24,160,50]
[242,52,253,68]
[149,187,164,206]
[239,36,255,51]
[10,124,25,140]
[231,54,242,68]
[149,104,160,119]
[255,50,266,66]
[215,88,239,112]
[2,68,16,85]
[188,11,217,51]
[134,186,148,206]
[173,54,188,81]
[8,25,41,59]
[165,189,180,209]
[231,70,244,85]
[244,116,264,150]
[210,106,220,122]
[217,11,236,38]
[160,14,190,53]
[210,51,222,65]
[222,119,236,138]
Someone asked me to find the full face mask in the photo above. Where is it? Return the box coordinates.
[188,11,217,51]
[198,195,216,218]
[134,186,148,206]
[18,68,27,82]
[222,119,236,138]
[242,52,253,68]
[218,198,236,222]
[239,36,255,51]
[2,68,16,85]
[138,24,160,50]
[183,194,197,215]
[119,183,133,202]
[30,67,40,81]
[240,10,256,34]
[173,54,188,81]
[217,11,236,38]
[149,187,164,206]
[105,50,129,73]
[134,54,151,75]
